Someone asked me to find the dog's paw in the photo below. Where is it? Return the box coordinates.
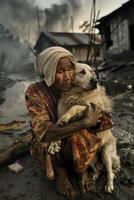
[57,114,72,126]
[105,182,114,193]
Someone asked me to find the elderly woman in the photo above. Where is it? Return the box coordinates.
[25,46,111,197]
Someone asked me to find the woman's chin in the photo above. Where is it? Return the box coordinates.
[60,84,72,91]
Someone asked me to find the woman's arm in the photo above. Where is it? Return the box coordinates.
[25,84,101,143]
[44,109,101,142]
[47,102,103,142]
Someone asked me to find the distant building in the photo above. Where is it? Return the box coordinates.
[34,32,101,62]
[96,0,134,58]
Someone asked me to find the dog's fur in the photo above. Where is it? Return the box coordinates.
[57,63,120,193]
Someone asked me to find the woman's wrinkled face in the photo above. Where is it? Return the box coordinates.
[55,57,74,91]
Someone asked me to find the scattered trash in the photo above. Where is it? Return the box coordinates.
[127,85,132,90]
[8,162,24,173]
[113,80,118,83]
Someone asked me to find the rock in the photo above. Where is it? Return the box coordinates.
[120,167,134,185]
[127,150,134,166]
[130,178,134,184]
[119,148,129,161]
[127,85,132,90]
[119,148,134,166]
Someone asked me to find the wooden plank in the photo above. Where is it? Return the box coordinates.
[0,131,32,166]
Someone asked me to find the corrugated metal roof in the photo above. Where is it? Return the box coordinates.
[34,32,101,53]
[42,32,101,46]
[51,33,77,46]
[73,33,91,45]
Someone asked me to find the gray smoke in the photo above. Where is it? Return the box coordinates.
[0,0,44,40]
[67,0,82,10]
[44,3,69,31]
[0,0,36,23]
[0,0,84,73]
[44,0,82,31]
[0,0,85,38]
[0,0,43,73]
[0,32,34,73]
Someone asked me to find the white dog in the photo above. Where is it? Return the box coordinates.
[56,63,120,193]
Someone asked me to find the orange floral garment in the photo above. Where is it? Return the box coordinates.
[25,81,113,179]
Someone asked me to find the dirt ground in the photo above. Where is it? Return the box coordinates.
[0,67,134,200]
[0,154,133,200]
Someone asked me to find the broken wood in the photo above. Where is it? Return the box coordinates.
[0,130,32,166]
[110,62,126,72]
[0,120,26,132]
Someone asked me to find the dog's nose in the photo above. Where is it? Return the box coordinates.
[90,77,98,85]
[90,77,98,89]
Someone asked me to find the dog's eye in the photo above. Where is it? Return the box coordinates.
[79,70,86,75]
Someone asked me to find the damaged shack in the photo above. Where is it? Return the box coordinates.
[34,32,101,62]
[97,0,134,58]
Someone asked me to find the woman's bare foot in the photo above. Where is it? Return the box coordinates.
[51,154,77,197]
[55,168,77,197]
[79,170,95,193]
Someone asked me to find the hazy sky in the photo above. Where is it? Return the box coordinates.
[32,0,129,33]
[34,0,128,33]
[0,0,129,43]
[34,0,128,18]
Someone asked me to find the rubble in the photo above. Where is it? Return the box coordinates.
[8,162,24,173]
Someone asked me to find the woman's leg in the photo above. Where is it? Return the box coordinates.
[51,153,76,197]
[58,138,95,193]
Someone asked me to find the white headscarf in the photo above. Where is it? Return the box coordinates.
[36,46,76,87]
